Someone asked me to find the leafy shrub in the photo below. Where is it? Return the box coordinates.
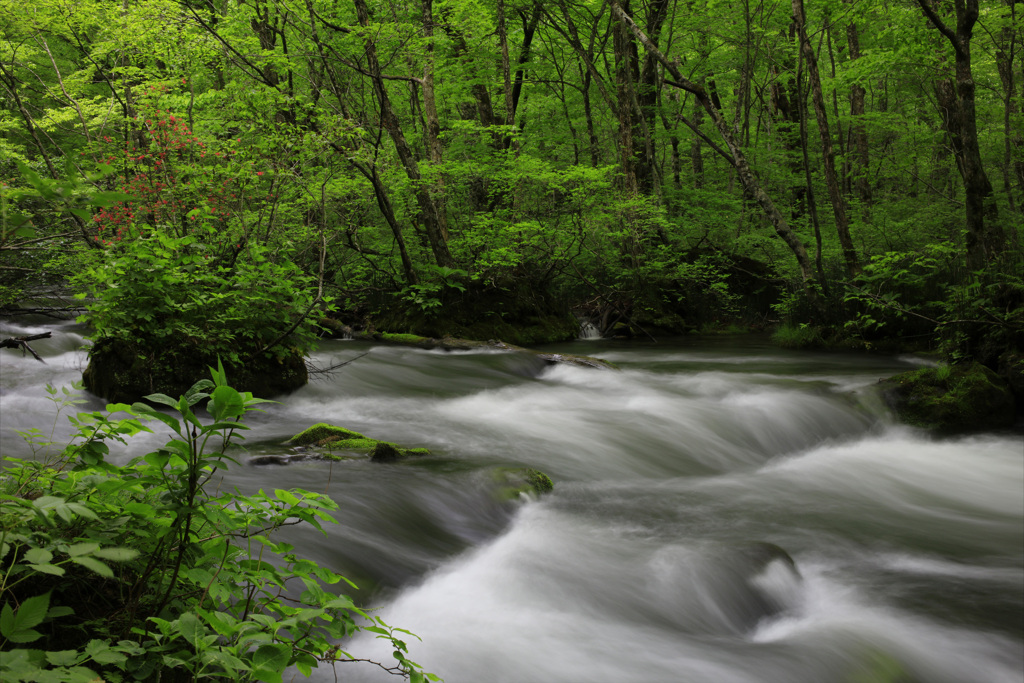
[1,366,435,682]
[771,323,824,349]
[73,232,323,365]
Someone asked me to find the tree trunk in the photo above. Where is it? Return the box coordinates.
[793,0,859,277]
[845,16,872,217]
[916,0,1006,269]
[995,0,1023,218]
[354,0,454,268]
[609,1,819,289]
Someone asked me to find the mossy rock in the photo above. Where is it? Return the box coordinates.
[285,423,430,461]
[880,362,1016,432]
[490,467,555,501]
[330,326,616,370]
[288,423,366,447]
[83,337,307,404]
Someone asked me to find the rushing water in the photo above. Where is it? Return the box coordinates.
[2,318,1022,683]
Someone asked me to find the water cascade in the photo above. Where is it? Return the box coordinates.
[2,320,1021,683]
[578,320,602,340]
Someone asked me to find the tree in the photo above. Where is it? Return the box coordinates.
[916,0,1007,269]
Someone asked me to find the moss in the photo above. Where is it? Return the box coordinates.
[288,423,365,447]
[379,332,430,344]
[291,427,431,460]
[491,467,555,500]
[881,361,1015,432]
[330,437,382,450]
[524,468,554,494]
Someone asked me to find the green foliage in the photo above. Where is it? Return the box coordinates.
[842,245,1024,360]
[73,232,322,363]
[1,367,435,682]
[771,323,825,350]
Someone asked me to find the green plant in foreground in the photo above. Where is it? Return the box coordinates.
[1,363,437,682]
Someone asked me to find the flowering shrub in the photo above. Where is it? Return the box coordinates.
[88,89,273,250]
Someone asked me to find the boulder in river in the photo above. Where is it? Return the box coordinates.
[880,361,1016,432]
[271,423,430,464]
[490,467,555,500]
[287,422,367,446]
[83,337,307,404]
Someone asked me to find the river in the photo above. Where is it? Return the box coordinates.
[1,318,1022,683]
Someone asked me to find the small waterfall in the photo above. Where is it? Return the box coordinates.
[578,321,602,340]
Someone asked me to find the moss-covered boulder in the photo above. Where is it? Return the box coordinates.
[369,442,400,463]
[490,467,555,501]
[287,423,366,447]
[284,423,430,461]
[83,338,307,404]
[880,362,1016,432]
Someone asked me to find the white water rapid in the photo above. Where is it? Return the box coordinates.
[2,321,1021,683]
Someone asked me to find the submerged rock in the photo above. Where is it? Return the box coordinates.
[489,467,555,501]
[369,441,400,463]
[267,423,429,465]
[880,361,1016,432]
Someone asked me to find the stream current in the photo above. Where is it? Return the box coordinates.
[1,318,1022,683]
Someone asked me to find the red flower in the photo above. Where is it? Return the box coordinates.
[256,171,264,176]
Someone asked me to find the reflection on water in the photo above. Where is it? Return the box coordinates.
[2,324,1021,683]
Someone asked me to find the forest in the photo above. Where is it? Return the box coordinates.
[1,1,1022,680]
[1,0,1020,364]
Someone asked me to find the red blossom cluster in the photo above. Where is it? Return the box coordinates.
[91,99,266,246]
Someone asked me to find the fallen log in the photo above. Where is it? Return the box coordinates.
[0,332,51,362]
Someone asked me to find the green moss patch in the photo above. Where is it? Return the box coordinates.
[288,423,366,446]
[287,423,430,460]
[881,362,1015,432]
[379,332,430,344]
[490,467,555,501]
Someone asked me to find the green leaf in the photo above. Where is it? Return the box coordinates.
[274,489,300,506]
[86,638,127,665]
[0,603,15,637]
[141,394,181,409]
[176,612,203,648]
[252,643,290,682]
[66,542,101,557]
[46,650,82,667]
[29,563,66,577]
[70,555,113,578]
[132,404,182,433]
[24,548,52,565]
[13,593,50,631]
[0,592,49,643]
[93,547,140,562]
[208,385,244,421]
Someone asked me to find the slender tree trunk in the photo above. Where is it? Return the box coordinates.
[612,5,639,193]
[609,1,818,290]
[354,0,454,268]
[845,15,872,217]
[582,68,601,167]
[349,160,418,286]
[420,0,447,241]
[916,0,1005,269]
[995,0,1022,218]
[689,98,704,189]
[768,23,806,221]
[793,0,859,277]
